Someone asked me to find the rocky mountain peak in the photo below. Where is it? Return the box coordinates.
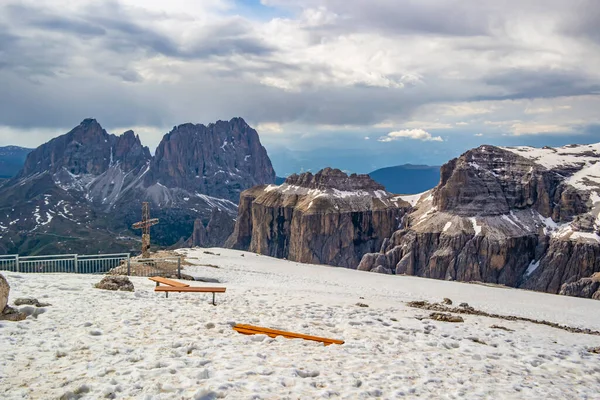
[285,168,385,192]
[17,119,151,179]
[146,117,275,202]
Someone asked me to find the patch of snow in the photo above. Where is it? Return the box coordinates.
[525,260,540,276]
[443,222,452,232]
[469,217,482,235]
[3,249,600,398]
[393,190,430,207]
[244,155,251,161]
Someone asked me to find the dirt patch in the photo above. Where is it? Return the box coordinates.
[407,300,600,336]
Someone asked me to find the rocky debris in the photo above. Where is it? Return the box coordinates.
[558,273,600,300]
[0,274,9,312]
[226,168,412,268]
[429,312,464,323]
[356,303,369,308]
[407,300,600,336]
[443,298,453,305]
[491,325,514,332]
[357,143,600,298]
[14,297,51,307]
[0,305,27,321]
[94,276,134,292]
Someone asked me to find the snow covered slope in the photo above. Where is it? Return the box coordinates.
[1,248,600,399]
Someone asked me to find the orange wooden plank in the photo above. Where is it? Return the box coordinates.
[148,277,190,287]
[233,324,344,345]
[155,286,226,292]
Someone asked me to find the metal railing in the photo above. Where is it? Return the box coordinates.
[0,253,182,278]
[0,253,130,274]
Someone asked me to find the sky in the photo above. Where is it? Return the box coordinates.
[1,0,599,176]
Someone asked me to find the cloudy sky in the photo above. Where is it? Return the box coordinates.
[1,0,599,175]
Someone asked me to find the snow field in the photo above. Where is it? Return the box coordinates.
[0,248,599,399]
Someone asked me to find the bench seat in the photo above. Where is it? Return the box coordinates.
[154,286,226,305]
[148,277,190,287]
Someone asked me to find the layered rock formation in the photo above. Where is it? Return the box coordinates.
[0,117,275,255]
[226,168,411,268]
[358,143,600,296]
[147,118,275,202]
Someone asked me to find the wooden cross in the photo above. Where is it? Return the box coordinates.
[132,202,159,258]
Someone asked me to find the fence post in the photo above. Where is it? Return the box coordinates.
[177,257,181,279]
[74,254,78,273]
[127,254,131,276]
[15,254,19,273]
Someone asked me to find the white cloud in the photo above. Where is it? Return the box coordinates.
[475,133,484,137]
[378,129,443,142]
[364,136,370,140]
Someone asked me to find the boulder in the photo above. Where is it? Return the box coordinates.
[0,273,9,312]
[94,276,134,292]
[0,306,27,322]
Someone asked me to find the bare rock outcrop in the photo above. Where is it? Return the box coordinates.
[94,276,134,292]
[187,207,236,248]
[559,273,600,300]
[358,143,600,297]
[226,168,411,268]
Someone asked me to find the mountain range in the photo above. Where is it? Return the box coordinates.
[227,142,600,299]
[1,118,599,299]
[0,118,274,255]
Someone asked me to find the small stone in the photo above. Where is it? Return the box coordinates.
[429,312,464,323]
[205,322,216,329]
[94,276,134,292]
[490,325,514,332]
[443,298,453,305]
[14,298,51,307]
[356,303,369,308]
[459,302,470,308]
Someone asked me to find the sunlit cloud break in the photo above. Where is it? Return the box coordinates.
[378,129,443,142]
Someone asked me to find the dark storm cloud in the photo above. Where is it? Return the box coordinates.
[6,4,107,37]
[3,2,273,63]
[479,70,600,101]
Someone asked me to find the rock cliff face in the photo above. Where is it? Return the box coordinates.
[226,168,411,268]
[0,117,274,255]
[146,118,275,202]
[358,143,600,297]
[186,208,236,248]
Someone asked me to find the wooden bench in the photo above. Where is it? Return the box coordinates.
[154,286,226,305]
[233,324,344,346]
[148,277,190,288]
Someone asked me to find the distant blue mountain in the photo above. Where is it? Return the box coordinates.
[369,164,440,194]
[275,176,286,185]
[0,146,33,178]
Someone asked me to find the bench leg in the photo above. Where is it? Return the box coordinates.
[165,291,168,299]
[212,292,216,306]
